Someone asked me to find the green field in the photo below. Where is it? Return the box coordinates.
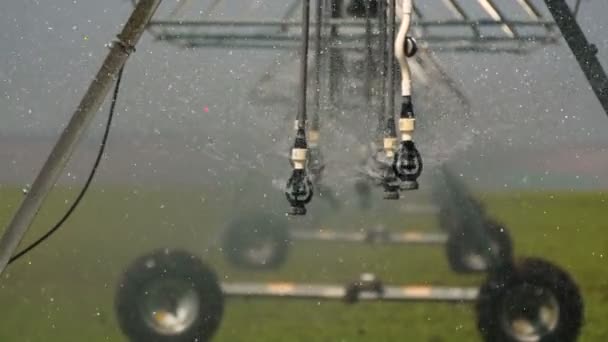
[0,187,607,341]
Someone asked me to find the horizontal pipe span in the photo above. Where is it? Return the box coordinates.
[291,230,448,244]
[222,283,479,302]
[150,19,556,28]
[157,33,558,44]
[182,42,542,54]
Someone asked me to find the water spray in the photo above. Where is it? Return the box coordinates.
[308,0,325,187]
[358,0,399,199]
[381,117,400,199]
[380,0,401,200]
[285,0,314,215]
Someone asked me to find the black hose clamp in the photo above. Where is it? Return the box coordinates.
[344,273,385,303]
[113,35,137,55]
[365,227,391,243]
[404,36,418,58]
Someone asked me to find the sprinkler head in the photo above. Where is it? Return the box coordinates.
[382,169,401,200]
[285,169,313,216]
[383,189,400,200]
[289,205,307,216]
[373,143,401,199]
[368,146,400,199]
[307,147,325,185]
[400,180,419,191]
[286,128,313,215]
[394,140,422,191]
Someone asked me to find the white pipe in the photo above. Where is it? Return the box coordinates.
[393,0,414,142]
[394,0,412,97]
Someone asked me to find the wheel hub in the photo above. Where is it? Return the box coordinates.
[138,278,201,336]
[243,234,277,266]
[500,284,560,342]
[463,239,501,271]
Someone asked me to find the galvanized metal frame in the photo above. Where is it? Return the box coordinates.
[140,1,562,111]
[143,0,559,54]
[4,0,605,280]
[149,19,557,49]
[544,0,608,117]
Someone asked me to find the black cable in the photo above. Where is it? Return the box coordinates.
[386,0,396,137]
[311,0,323,131]
[286,0,314,216]
[377,0,387,139]
[9,65,126,264]
[297,0,312,129]
[364,0,374,104]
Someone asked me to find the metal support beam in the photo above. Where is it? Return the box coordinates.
[516,0,545,21]
[149,18,555,28]
[291,229,448,245]
[0,0,162,276]
[544,0,608,117]
[159,31,555,45]
[476,0,517,38]
[222,282,478,302]
[442,0,481,38]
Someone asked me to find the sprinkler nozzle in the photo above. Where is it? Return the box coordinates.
[285,169,313,216]
[383,173,401,199]
[308,147,325,185]
[307,130,324,185]
[393,96,422,191]
[285,128,313,215]
[378,150,400,200]
[394,140,422,191]
[380,117,400,199]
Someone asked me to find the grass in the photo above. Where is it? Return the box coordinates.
[0,187,607,341]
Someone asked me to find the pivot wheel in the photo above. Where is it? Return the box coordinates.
[446,220,513,273]
[115,249,224,342]
[222,212,289,270]
[477,258,583,342]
